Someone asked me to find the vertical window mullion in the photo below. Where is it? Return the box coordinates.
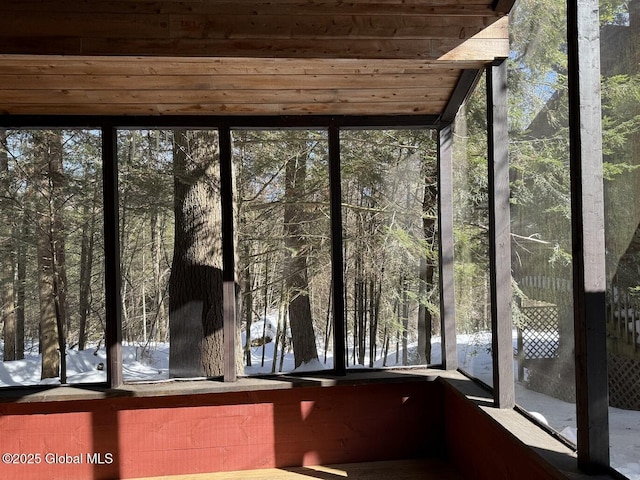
[567,0,610,468]
[219,125,237,382]
[329,124,346,375]
[102,125,123,388]
[438,124,457,370]
[487,61,515,408]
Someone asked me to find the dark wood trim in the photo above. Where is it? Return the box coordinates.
[102,125,123,388]
[567,0,610,469]
[437,124,457,370]
[0,114,441,130]
[486,61,514,408]
[219,124,238,382]
[329,124,346,375]
[440,70,482,125]
[492,0,516,14]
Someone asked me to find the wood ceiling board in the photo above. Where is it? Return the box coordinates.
[0,0,510,117]
[0,55,488,76]
[0,88,452,104]
[0,77,459,93]
[0,1,506,59]
[0,102,446,116]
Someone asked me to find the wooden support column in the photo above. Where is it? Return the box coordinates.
[567,0,610,469]
[487,60,514,408]
[329,124,346,375]
[219,125,238,382]
[438,124,457,370]
[102,125,123,388]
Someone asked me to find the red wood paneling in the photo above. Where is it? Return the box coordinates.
[0,381,443,480]
[443,382,568,480]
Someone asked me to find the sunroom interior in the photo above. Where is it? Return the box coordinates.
[0,0,637,479]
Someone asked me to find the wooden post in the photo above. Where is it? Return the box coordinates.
[329,124,346,375]
[487,60,515,408]
[567,0,610,468]
[102,125,123,388]
[438,124,458,370]
[219,125,237,382]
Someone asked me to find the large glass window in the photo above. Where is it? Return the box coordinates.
[0,129,105,387]
[599,0,640,477]
[119,129,222,381]
[2,124,444,387]
[340,129,440,368]
[234,130,330,374]
[508,0,577,446]
[452,74,494,386]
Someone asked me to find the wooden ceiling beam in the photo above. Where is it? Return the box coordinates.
[0,1,506,59]
[0,74,460,90]
[0,55,488,76]
[2,0,498,17]
[0,101,446,116]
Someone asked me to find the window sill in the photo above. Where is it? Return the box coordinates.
[0,367,444,404]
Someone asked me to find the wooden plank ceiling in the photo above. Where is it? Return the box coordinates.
[0,1,511,118]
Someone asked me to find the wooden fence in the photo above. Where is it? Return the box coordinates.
[607,285,640,356]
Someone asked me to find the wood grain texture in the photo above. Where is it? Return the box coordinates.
[0,1,509,117]
[129,459,464,480]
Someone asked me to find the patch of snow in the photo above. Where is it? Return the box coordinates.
[560,426,577,444]
[293,358,327,372]
[251,315,278,344]
[529,411,549,426]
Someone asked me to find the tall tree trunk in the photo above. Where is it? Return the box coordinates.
[1,128,18,361]
[243,241,253,367]
[35,130,68,381]
[359,275,367,365]
[78,191,97,350]
[401,276,409,366]
[417,163,437,364]
[169,130,224,378]
[323,277,333,364]
[368,278,380,367]
[150,210,166,341]
[15,212,26,360]
[283,148,318,368]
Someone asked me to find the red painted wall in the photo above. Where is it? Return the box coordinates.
[442,382,569,480]
[0,381,444,480]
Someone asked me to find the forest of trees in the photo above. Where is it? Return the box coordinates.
[1,0,638,386]
[0,130,104,382]
[0,126,440,383]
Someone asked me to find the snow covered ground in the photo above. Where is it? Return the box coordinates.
[0,331,638,479]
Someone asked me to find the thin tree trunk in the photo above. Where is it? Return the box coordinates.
[1,128,17,361]
[353,271,359,365]
[150,210,166,342]
[260,253,269,368]
[78,189,97,350]
[402,276,409,366]
[51,132,68,383]
[323,278,332,364]
[368,278,380,368]
[142,250,148,343]
[279,296,288,373]
[244,243,253,367]
[272,287,286,374]
[15,212,26,360]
